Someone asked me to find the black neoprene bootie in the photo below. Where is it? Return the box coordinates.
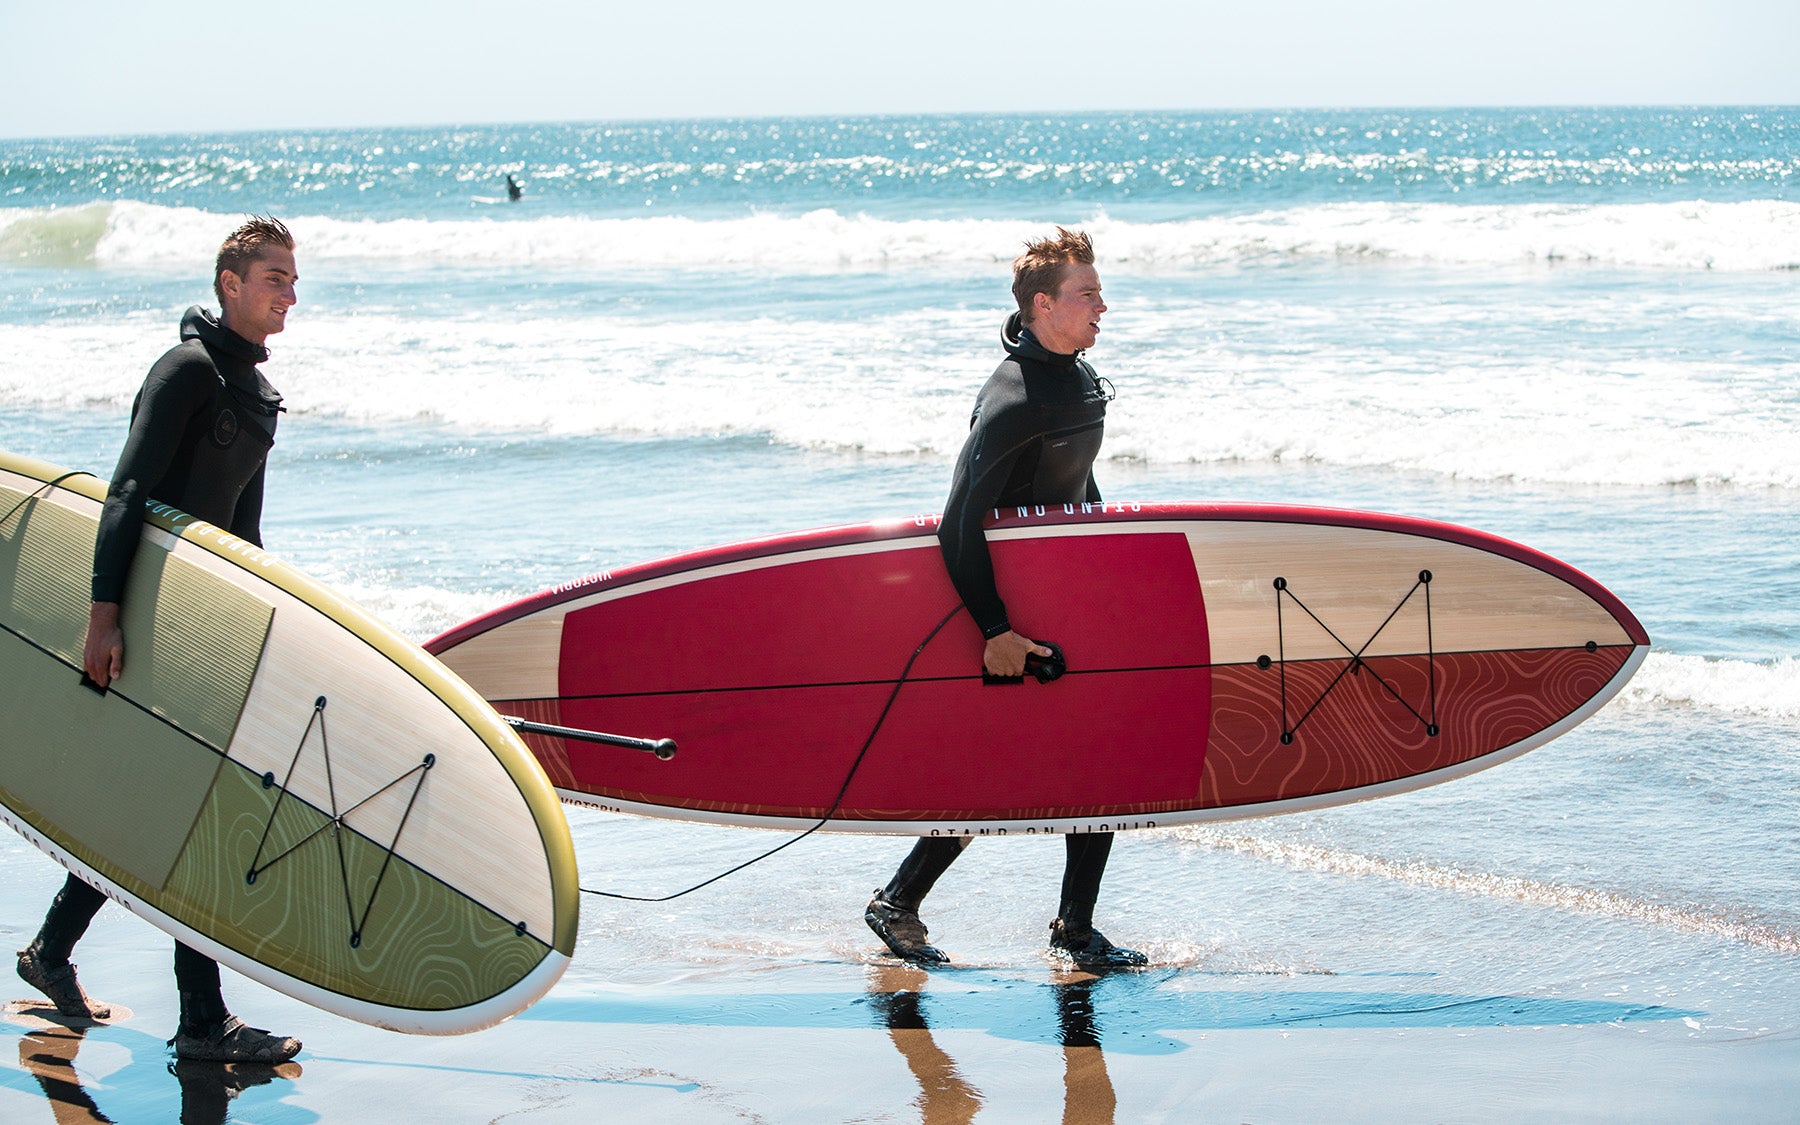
[17,946,112,1020]
[865,890,950,964]
[171,1015,301,1063]
[1048,918,1148,970]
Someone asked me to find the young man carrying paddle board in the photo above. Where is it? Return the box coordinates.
[864,228,1148,971]
[17,217,303,1063]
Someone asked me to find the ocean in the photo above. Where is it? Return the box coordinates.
[1,108,1797,1120]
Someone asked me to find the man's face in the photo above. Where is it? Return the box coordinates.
[220,246,298,344]
[1032,262,1105,354]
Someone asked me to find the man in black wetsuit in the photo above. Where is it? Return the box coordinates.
[864,227,1147,971]
[16,216,304,1063]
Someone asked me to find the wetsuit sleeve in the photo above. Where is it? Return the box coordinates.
[937,398,1036,638]
[91,360,214,602]
[231,461,266,548]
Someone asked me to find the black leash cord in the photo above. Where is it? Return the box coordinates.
[581,603,965,902]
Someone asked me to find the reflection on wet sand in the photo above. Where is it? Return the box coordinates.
[18,1023,108,1125]
[168,1057,303,1124]
[9,1003,300,1125]
[867,964,1120,1125]
[1052,973,1117,1125]
[869,964,983,1124]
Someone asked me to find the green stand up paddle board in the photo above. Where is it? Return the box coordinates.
[0,448,578,1034]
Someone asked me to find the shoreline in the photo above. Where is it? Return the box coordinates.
[4,818,1797,1122]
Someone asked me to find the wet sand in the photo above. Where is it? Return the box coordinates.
[3,808,1797,1123]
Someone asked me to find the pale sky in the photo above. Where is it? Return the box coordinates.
[2,0,1796,139]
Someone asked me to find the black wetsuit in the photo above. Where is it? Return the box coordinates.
[937,311,1108,637]
[883,313,1117,931]
[36,306,282,1031]
[92,306,281,598]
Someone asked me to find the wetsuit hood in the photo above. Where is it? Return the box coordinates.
[180,305,270,366]
[1001,310,1081,368]
[179,305,284,414]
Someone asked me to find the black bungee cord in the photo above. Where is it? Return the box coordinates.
[0,470,95,528]
[579,603,967,903]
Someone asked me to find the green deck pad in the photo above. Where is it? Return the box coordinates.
[1,489,274,889]
[0,628,227,888]
[1,484,92,663]
[160,762,551,1011]
[119,548,274,753]
[0,486,272,752]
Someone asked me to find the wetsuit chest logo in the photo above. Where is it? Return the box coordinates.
[211,408,239,449]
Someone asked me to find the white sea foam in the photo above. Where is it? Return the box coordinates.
[1104,341,1800,490]
[1174,828,1800,954]
[1093,200,1800,273]
[0,309,982,451]
[4,297,1797,492]
[321,578,506,644]
[5,199,1800,273]
[7,293,1792,489]
[1616,653,1800,720]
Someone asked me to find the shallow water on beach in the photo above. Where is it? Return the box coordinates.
[3,109,1798,1120]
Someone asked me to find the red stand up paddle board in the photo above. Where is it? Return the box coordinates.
[427,502,1647,835]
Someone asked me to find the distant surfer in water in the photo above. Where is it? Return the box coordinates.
[17,217,303,1064]
[864,228,1147,970]
[506,173,523,201]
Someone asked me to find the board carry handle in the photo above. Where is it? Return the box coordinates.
[501,715,677,760]
[981,639,1066,686]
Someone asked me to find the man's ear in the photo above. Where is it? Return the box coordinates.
[1032,288,1054,319]
[218,269,243,302]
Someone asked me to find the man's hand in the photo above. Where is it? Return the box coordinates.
[983,630,1052,678]
[83,601,124,687]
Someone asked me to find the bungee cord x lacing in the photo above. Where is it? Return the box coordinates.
[1262,570,1441,745]
[246,696,440,947]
